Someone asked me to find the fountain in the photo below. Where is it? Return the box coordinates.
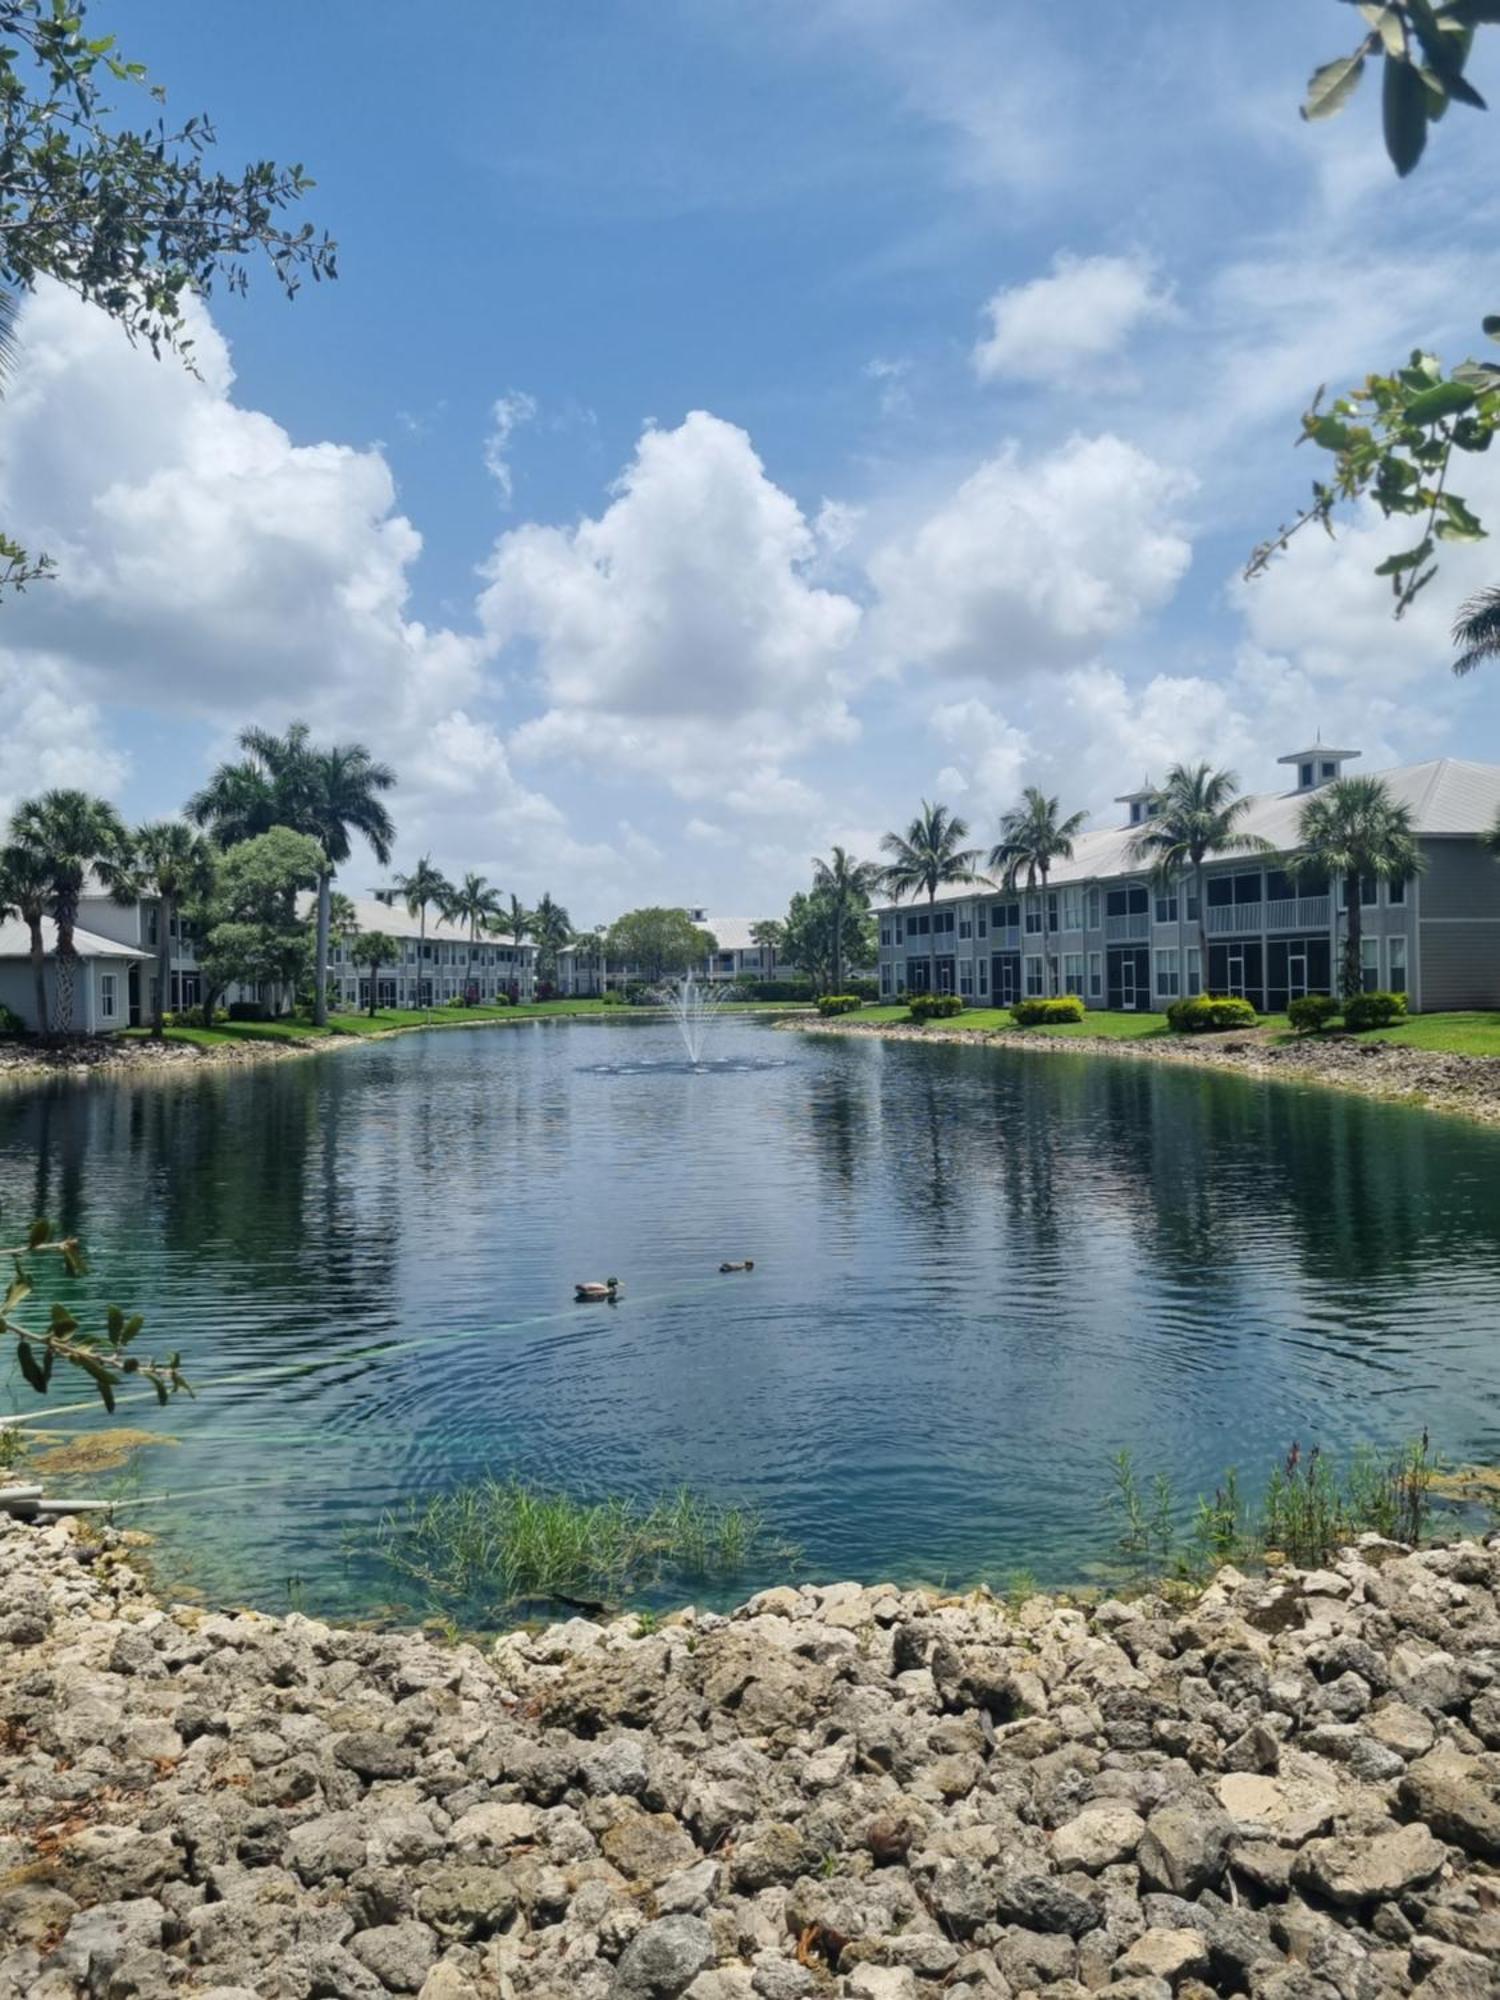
[656,970,728,1065]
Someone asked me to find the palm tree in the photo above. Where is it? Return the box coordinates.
[530,892,572,994]
[446,872,504,1000]
[0,841,53,1035]
[297,741,396,1027]
[1127,763,1271,978]
[134,821,217,1037]
[989,788,1087,997]
[377,856,452,1012]
[879,801,982,997]
[1451,587,1500,677]
[492,893,532,1002]
[185,756,283,847]
[1294,776,1424,1000]
[9,791,134,1034]
[812,847,883,993]
[351,930,398,1018]
[749,918,784,980]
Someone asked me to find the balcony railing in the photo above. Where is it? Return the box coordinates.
[987,925,1020,951]
[1105,913,1150,942]
[1209,897,1332,935]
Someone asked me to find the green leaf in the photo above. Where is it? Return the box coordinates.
[2,1273,31,1316]
[1436,493,1488,539]
[1403,378,1476,423]
[15,1340,45,1395]
[1360,5,1408,56]
[107,1304,124,1340]
[1375,536,1436,575]
[1383,53,1430,174]
[1304,49,1367,121]
[48,1302,79,1336]
[75,1353,117,1414]
[1482,315,1500,342]
[1308,415,1357,449]
[26,1219,49,1249]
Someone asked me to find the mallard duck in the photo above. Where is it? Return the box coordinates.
[574,1278,621,1301]
[718,1259,755,1273]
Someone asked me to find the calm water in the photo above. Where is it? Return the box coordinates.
[2,1016,1499,1619]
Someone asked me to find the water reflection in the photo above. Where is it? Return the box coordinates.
[0,1020,1496,1615]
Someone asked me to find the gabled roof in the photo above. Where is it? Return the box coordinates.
[877,758,1500,910]
[0,917,151,961]
[296,892,536,951]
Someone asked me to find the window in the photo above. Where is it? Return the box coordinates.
[1300,761,1314,789]
[99,972,117,1021]
[894,920,903,944]
[1361,936,1380,993]
[1388,876,1407,906]
[959,963,974,995]
[977,959,988,995]
[958,916,972,939]
[1153,888,1178,925]
[1155,949,1180,998]
[1186,947,1202,997]
[1266,869,1293,903]
[1046,891,1059,933]
[1184,880,1200,921]
[1025,955,1045,997]
[880,924,891,948]
[1061,887,1084,931]
[1388,935,1407,993]
[976,907,987,937]
[1234,871,1263,905]
[1361,874,1379,908]
[1063,953,1085,995]
[1024,899,1044,934]
[1086,887,1101,930]
[1088,952,1103,999]
[934,909,955,935]
[1320,760,1338,781]
[1106,885,1149,917]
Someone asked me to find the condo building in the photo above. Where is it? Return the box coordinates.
[873,754,1500,1015]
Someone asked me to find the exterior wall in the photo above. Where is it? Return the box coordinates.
[324,935,535,1010]
[0,955,137,1035]
[1416,838,1500,1010]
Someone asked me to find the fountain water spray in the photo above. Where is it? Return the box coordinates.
[656,971,728,1064]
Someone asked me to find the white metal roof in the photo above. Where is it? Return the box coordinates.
[876,758,1500,911]
[297,892,536,951]
[0,917,151,961]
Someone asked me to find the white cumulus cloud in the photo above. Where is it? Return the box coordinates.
[973,252,1174,386]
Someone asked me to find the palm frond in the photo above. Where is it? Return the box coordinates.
[1451,585,1500,677]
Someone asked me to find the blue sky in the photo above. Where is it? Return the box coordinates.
[2,1,1499,922]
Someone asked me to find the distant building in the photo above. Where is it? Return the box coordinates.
[873,753,1500,1014]
[0,915,149,1034]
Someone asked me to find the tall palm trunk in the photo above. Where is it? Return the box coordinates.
[927,888,937,994]
[1041,864,1054,995]
[1342,871,1362,1000]
[368,956,381,1017]
[832,897,844,994]
[153,894,172,1038]
[54,892,79,1035]
[1195,858,1208,992]
[466,922,475,1002]
[419,905,428,1011]
[25,915,47,1037]
[313,869,333,1027]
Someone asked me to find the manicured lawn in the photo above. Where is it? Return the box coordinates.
[1348,1010,1500,1056]
[830,1005,1174,1039]
[125,1020,337,1048]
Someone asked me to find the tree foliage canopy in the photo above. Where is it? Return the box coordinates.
[605,906,717,983]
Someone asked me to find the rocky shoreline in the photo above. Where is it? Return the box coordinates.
[791,1019,1500,1128]
[2,1518,1497,1998]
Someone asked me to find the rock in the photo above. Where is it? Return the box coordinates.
[658,1859,720,1915]
[412,1862,519,1941]
[582,1734,651,1798]
[445,1801,539,1851]
[349,1921,438,1992]
[1365,1700,1435,1759]
[612,1914,715,1998]
[1051,1805,1146,1872]
[1399,1757,1500,1860]
[1137,1803,1233,1897]
[727,1822,814,1892]
[1112,1927,1211,1983]
[49,1897,165,1982]
[863,1815,912,1866]
[602,1811,700,1886]
[993,1873,1100,1937]
[846,1970,917,2000]
[1214,1771,1336,1845]
[336,1731,419,1781]
[749,1963,812,2000]
[1293,1820,1447,1906]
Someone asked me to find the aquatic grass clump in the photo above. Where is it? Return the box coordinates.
[1108,1432,1442,1583]
[369,1478,793,1611]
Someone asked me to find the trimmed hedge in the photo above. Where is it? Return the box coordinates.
[907,993,965,1022]
[1344,990,1408,1031]
[737,978,816,1002]
[816,994,863,1016]
[1011,995,1086,1026]
[1166,994,1258,1034]
[1287,994,1340,1035]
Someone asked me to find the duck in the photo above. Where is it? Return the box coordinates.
[718,1259,755,1274]
[574,1277,621,1302]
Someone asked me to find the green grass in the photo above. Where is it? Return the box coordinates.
[1357,1010,1500,1055]
[367,1479,793,1611]
[828,1005,1174,1039]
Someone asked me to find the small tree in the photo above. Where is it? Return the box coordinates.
[811,847,882,994]
[1293,776,1424,1000]
[8,789,135,1033]
[351,930,398,1017]
[191,827,324,1021]
[1127,764,1271,979]
[531,892,573,991]
[3,1217,188,1414]
[0,841,52,1035]
[605,907,718,984]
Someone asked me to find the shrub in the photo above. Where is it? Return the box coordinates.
[445,994,468,1008]
[907,992,965,1022]
[817,994,862,1016]
[847,978,880,1002]
[227,1000,270,1022]
[1011,995,1086,1026]
[1166,994,1258,1033]
[1288,994,1340,1035]
[1343,990,1408,1031]
[0,1002,25,1036]
[601,990,628,1007]
[739,978,816,1002]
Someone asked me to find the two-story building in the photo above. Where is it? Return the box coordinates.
[873,752,1500,1015]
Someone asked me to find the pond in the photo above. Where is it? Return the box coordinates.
[2,1015,1499,1621]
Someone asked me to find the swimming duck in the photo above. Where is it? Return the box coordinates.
[718,1259,755,1273]
[575,1278,621,1302]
